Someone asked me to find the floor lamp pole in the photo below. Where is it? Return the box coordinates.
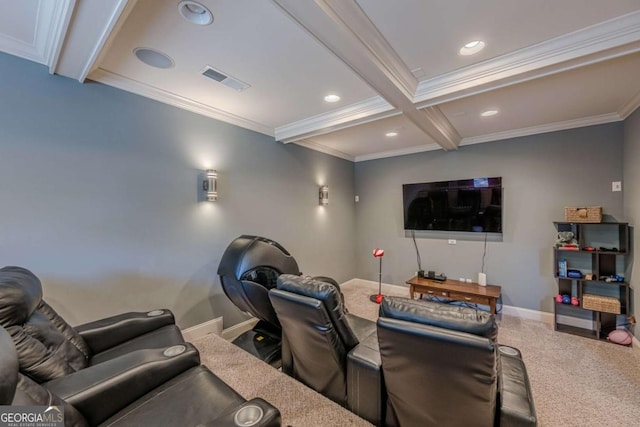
[370,248,384,304]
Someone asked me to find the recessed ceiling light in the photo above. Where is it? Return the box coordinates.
[385,131,398,137]
[481,109,499,117]
[178,1,213,25]
[459,40,485,56]
[133,47,175,69]
[324,94,341,103]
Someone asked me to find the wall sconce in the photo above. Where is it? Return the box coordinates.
[319,185,329,206]
[203,169,217,201]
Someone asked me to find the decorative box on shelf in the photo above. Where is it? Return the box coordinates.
[582,294,621,314]
[564,206,602,223]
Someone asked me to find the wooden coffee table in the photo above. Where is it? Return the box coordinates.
[406,276,502,314]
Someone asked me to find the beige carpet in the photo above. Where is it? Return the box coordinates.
[194,281,640,427]
[193,333,372,427]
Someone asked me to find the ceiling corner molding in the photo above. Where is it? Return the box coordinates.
[293,139,354,161]
[78,0,137,83]
[275,96,397,143]
[314,0,418,99]
[89,68,274,136]
[355,143,441,162]
[461,113,622,147]
[414,10,640,106]
[46,0,76,74]
[618,89,640,119]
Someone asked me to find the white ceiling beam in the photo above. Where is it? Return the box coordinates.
[275,96,397,143]
[78,0,138,83]
[53,0,138,82]
[272,0,460,151]
[46,0,76,74]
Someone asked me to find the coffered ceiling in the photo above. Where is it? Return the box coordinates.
[1,0,640,161]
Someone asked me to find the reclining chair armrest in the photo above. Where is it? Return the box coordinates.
[498,346,538,427]
[199,398,281,427]
[75,309,176,353]
[347,331,384,426]
[44,344,200,426]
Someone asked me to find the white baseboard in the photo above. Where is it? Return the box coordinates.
[221,318,259,341]
[502,305,554,326]
[342,278,408,291]
[181,316,223,341]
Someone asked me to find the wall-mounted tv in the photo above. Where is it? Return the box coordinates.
[403,177,502,233]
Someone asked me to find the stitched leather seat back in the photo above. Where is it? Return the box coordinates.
[1,325,88,426]
[378,297,498,427]
[0,266,90,382]
[269,275,358,405]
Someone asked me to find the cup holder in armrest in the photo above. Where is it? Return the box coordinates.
[147,309,165,317]
[234,405,264,426]
[163,345,187,357]
[498,346,520,357]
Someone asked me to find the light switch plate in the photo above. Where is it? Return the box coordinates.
[612,181,622,192]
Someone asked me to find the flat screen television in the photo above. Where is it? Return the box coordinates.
[403,177,502,233]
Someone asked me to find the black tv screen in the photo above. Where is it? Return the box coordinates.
[403,177,502,233]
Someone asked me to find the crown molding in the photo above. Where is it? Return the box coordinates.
[293,139,354,162]
[46,0,76,74]
[354,142,441,162]
[618,89,640,119]
[414,11,640,106]
[78,0,137,83]
[89,68,274,136]
[315,0,417,99]
[275,96,397,143]
[460,113,622,147]
[353,113,622,162]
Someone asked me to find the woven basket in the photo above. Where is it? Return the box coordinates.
[582,294,620,314]
[564,207,602,223]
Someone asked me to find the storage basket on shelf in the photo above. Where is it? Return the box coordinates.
[582,294,620,314]
[564,207,602,223]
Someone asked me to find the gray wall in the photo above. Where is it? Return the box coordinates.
[0,53,356,328]
[355,124,624,312]
[623,107,640,338]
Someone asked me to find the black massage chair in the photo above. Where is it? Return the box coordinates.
[217,235,340,367]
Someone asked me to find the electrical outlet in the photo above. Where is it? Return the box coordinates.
[447,239,456,245]
[355,195,360,202]
[612,181,622,192]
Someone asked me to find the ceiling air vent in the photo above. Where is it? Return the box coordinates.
[201,66,250,92]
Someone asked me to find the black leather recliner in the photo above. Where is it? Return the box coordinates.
[377,297,537,427]
[0,266,185,383]
[269,274,382,424]
[217,235,301,366]
[0,325,281,427]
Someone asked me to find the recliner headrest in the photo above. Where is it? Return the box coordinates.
[0,326,18,404]
[277,274,358,348]
[0,266,44,327]
[380,296,497,340]
[277,274,343,310]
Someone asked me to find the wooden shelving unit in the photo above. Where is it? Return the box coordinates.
[553,221,631,341]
